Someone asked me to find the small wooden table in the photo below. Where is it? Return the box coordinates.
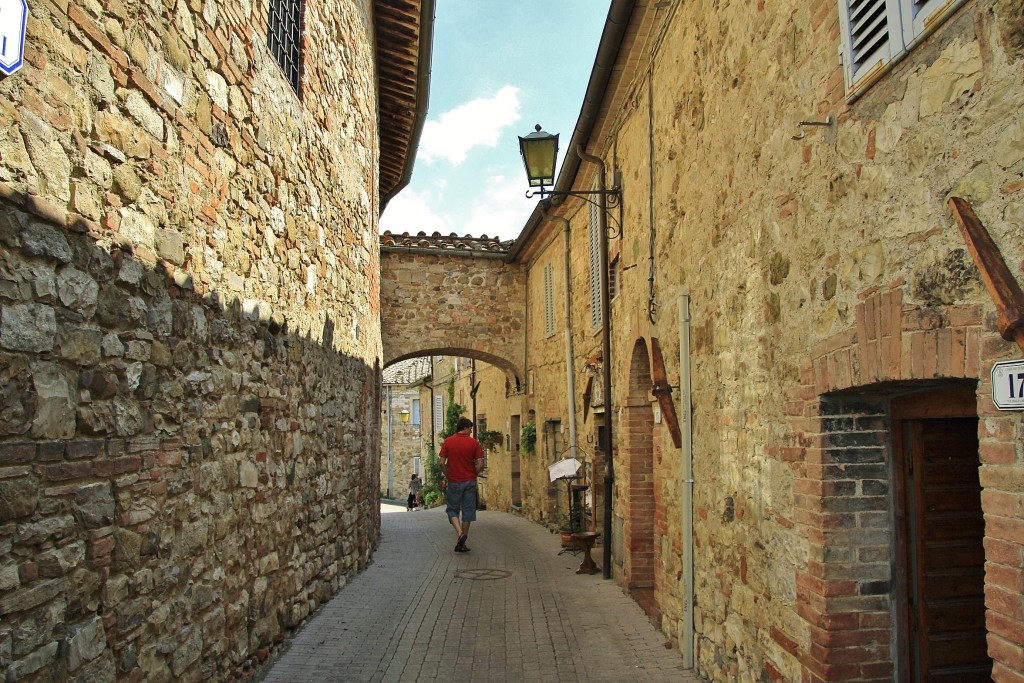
[571,532,601,574]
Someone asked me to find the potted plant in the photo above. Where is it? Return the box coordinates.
[550,507,583,549]
[478,429,503,451]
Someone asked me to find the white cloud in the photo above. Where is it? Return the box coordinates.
[418,86,522,166]
[459,172,536,241]
[379,188,454,235]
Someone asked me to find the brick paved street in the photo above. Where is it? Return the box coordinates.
[259,502,702,682]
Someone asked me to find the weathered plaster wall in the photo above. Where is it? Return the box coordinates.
[466,361,519,512]
[0,0,383,680]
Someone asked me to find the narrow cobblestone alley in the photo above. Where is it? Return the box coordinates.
[259,503,701,682]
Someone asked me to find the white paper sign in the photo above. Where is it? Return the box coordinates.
[0,0,28,76]
[991,359,1024,411]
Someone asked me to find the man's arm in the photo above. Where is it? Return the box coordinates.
[474,442,484,474]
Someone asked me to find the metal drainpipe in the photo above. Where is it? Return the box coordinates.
[678,295,695,667]
[561,221,579,463]
[542,207,580,462]
[576,145,615,580]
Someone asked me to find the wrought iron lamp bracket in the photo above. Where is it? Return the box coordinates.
[524,187,623,237]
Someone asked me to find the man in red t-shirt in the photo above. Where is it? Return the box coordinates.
[439,417,484,552]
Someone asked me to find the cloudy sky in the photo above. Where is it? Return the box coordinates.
[379,1,607,243]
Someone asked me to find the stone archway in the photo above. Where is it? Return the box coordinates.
[380,242,526,386]
[385,347,521,389]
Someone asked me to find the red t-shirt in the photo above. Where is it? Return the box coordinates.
[440,432,483,482]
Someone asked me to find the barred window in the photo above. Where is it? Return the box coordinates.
[268,0,304,94]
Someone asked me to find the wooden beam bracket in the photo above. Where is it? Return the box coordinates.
[948,196,1024,353]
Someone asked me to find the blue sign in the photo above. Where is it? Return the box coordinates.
[0,0,28,76]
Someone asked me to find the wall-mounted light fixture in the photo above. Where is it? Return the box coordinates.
[517,125,621,210]
[399,409,410,423]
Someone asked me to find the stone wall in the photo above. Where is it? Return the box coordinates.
[0,0,383,680]
[611,0,1023,679]
[379,386,424,499]
[468,0,1024,680]
[380,250,526,382]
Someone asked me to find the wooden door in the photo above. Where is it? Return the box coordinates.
[893,388,990,682]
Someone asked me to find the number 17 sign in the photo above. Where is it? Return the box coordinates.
[992,359,1024,411]
[0,0,28,76]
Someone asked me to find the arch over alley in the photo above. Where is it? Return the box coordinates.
[380,232,526,384]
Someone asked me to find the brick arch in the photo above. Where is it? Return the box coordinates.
[623,338,657,615]
[380,249,526,385]
[784,286,995,681]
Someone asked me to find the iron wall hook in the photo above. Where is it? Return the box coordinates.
[791,114,834,140]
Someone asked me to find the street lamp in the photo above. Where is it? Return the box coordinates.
[519,125,619,580]
[518,125,559,190]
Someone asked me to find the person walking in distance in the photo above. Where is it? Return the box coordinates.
[439,417,484,552]
[407,473,422,511]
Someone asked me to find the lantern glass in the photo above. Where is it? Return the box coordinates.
[518,126,559,188]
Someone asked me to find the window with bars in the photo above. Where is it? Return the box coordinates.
[267,0,304,94]
[543,262,555,338]
[588,195,601,331]
[838,0,963,93]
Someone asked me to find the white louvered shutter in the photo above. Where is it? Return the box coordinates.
[434,396,443,434]
[544,263,555,338]
[899,0,953,47]
[838,0,902,87]
[588,197,601,330]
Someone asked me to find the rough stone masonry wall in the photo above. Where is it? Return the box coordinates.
[598,0,1023,681]
[379,387,422,499]
[380,251,526,379]
[0,0,383,681]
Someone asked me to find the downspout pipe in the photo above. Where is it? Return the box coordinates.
[576,145,616,580]
[679,295,695,667]
[541,206,579,462]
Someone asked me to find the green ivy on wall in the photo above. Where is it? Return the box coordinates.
[521,422,536,455]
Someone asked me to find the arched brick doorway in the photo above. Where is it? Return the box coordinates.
[623,339,657,620]
[787,286,1007,681]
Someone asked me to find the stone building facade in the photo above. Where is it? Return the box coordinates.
[454,0,1024,681]
[0,0,429,681]
[379,357,430,500]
